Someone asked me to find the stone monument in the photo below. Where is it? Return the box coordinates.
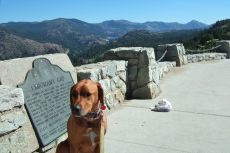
[18,58,74,146]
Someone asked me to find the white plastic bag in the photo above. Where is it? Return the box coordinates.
[150,98,172,112]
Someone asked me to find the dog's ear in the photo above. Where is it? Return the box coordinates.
[96,82,104,106]
[69,85,75,109]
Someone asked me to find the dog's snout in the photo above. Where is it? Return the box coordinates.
[72,105,81,112]
[72,105,84,116]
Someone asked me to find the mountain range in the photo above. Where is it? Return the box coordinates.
[0,18,210,60]
[0,19,209,38]
[97,20,209,37]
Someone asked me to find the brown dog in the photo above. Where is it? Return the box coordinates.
[56,79,107,153]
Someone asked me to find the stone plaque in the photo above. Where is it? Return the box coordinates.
[18,58,74,146]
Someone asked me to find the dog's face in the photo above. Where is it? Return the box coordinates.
[70,79,104,117]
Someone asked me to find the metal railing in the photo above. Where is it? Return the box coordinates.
[185,45,221,53]
[157,50,167,63]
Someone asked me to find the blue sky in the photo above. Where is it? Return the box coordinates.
[0,0,229,25]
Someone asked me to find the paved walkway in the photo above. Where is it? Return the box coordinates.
[105,59,230,153]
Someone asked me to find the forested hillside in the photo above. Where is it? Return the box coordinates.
[0,19,108,54]
[70,29,200,65]
[182,19,230,49]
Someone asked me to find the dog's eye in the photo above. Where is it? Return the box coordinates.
[85,93,91,97]
[72,91,78,98]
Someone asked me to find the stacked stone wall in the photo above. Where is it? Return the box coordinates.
[75,60,128,110]
[156,43,188,66]
[0,54,75,153]
[106,47,162,99]
[0,86,31,153]
[158,61,176,79]
[186,53,226,63]
[216,40,230,58]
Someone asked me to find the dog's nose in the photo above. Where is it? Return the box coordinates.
[72,105,81,113]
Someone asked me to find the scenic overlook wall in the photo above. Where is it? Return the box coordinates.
[156,43,188,66]
[216,40,230,58]
[0,41,229,153]
[106,47,161,99]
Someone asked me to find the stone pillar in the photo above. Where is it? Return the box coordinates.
[216,40,230,59]
[106,47,161,99]
[156,43,188,66]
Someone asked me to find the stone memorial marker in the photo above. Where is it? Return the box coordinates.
[18,58,74,146]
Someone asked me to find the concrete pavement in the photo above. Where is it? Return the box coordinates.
[105,59,230,153]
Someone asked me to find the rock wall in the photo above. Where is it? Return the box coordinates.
[216,40,230,58]
[186,53,226,63]
[0,86,68,153]
[106,47,161,99]
[156,43,188,66]
[0,54,76,153]
[75,60,128,111]
[0,86,30,153]
[158,61,176,79]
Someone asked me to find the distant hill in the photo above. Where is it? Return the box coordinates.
[182,19,230,49]
[0,31,67,60]
[97,19,209,37]
[115,29,200,47]
[0,19,109,54]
